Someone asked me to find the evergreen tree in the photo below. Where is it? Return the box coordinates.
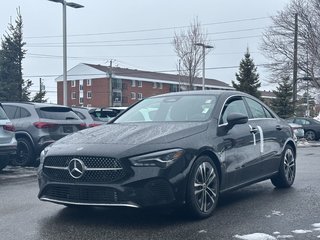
[0,8,28,101]
[32,90,48,103]
[232,49,261,99]
[271,76,294,118]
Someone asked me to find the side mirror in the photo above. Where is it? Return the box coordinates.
[226,113,248,130]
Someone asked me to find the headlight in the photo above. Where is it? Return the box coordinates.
[129,149,184,168]
[39,146,51,165]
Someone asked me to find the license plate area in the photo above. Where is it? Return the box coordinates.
[63,126,73,133]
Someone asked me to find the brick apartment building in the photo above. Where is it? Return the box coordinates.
[56,63,233,107]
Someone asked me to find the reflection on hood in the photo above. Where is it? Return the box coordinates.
[57,122,208,145]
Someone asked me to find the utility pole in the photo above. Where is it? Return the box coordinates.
[109,60,113,107]
[39,78,43,102]
[293,13,298,112]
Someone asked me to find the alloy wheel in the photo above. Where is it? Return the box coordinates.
[193,162,218,213]
[283,148,295,184]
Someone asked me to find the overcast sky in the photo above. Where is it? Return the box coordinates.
[0,0,291,103]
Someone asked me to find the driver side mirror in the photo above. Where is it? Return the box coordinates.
[226,113,248,130]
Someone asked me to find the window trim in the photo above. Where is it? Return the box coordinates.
[87,91,92,99]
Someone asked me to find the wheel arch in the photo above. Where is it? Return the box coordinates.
[197,150,222,186]
[15,131,35,148]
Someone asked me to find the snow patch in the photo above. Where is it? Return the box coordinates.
[276,235,294,239]
[271,210,284,216]
[198,230,207,233]
[313,223,320,228]
[291,229,313,234]
[273,232,280,235]
[317,235,320,239]
[234,233,277,240]
[314,228,320,231]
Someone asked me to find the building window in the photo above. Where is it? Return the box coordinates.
[153,82,157,88]
[87,91,92,99]
[79,97,83,104]
[138,93,143,100]
[71,92,76,99]
[131,80,136,87]
[79,80,83,91]
[138,81,142,87]
[131,92,136,100]
[159,82,163,89]
[87,79,91,86]
[71,80,76,87]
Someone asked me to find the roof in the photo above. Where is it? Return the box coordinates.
[260,90,276,99]
[84,63,232,89]
[55,63,233,89]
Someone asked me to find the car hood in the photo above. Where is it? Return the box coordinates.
[46,122,208,158]
[56,122,208,145]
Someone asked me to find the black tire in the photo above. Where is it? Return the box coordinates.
[0,156,9,171]
[305,130,316,141]
[271,145,296,188]
[186,155,220,219]
[11,138,35,166]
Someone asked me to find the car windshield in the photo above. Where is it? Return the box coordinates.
[114,95,217,123]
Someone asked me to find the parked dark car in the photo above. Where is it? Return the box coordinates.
[287,117,320,141]
[0,103,17,170]
[2,102,86,166]
[38,90,296,219]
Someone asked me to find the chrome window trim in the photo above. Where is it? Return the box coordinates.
[44,165,123,171]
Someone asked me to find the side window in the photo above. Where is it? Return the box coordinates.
[220,97,248,124]
[20,107,31,118]
[3,105,19,119]
[264,107,274,119]
[245,98,267,119]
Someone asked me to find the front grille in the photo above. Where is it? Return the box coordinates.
[42,185,122,203]
[43,156,126,183]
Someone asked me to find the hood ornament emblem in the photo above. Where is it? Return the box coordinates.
[68,158,85,179]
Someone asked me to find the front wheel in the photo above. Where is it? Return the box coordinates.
[186,156,220,219]
[271,145,296,188]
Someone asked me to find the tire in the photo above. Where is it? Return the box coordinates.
[11,138,35,166]
[186,156,220,219]
[305,130,316,141]
[0,156,9,171]
[271,145,296,188]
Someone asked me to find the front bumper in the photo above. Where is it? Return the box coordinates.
[38,157,189,208]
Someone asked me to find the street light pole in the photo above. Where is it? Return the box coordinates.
[195,43,213,90]
[48,0,84,106]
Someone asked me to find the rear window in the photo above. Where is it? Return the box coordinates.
[37,107,80,120]
[0,106,8,120]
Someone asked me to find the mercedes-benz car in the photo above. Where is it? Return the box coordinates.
[38,90,296,219]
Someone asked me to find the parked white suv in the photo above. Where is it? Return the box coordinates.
[0,103,17,170]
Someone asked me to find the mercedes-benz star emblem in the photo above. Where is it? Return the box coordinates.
[68,158,85,179]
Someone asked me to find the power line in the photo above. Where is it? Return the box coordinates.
[23,63,279,78]
[24,17,270,39]
[26,27,265,45]
[25,35,262,48]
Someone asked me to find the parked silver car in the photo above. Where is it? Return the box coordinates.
[0,103,17,170]
[2,102,85,166]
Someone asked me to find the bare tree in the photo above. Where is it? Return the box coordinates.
[261,0,320,89]
[173,18,213,90]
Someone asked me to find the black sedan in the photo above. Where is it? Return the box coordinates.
[286,117,320,141]
[38,90,296,219]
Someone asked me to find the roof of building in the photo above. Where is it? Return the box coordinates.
[260,90,276,99]
[55,63,233,89]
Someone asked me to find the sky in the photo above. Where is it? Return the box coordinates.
[0,0,291,103]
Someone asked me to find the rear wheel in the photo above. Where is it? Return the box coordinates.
[271,145,296,188]
[11,138,35,166]
[305,130,316,141]
[186,156,220,219]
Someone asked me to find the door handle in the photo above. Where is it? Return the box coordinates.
[250,128,258,134]
[276,125,282,131]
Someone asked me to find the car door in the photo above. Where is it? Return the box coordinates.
[244,97,284,177]
[218,96,261,189]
